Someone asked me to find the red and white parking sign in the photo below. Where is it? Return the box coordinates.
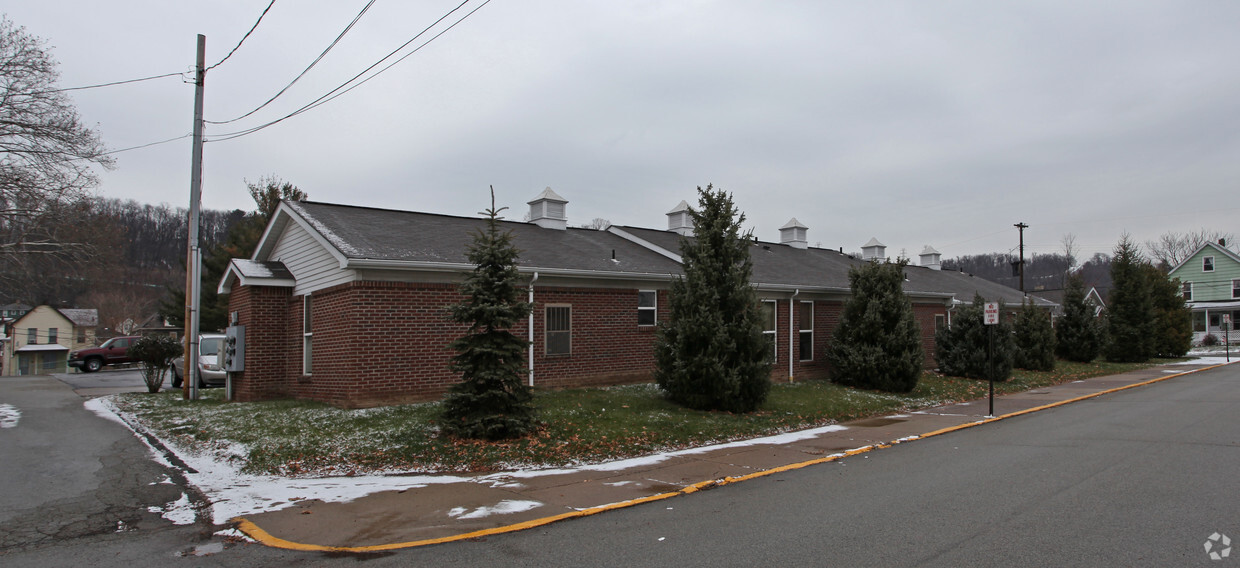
[984,302,1000,325]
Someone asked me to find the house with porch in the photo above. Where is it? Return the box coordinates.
[2,306,98,375]
[219,190,1050,408]
[1168,240,1240,344]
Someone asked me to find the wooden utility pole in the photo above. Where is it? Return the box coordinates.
[183,34,205,400]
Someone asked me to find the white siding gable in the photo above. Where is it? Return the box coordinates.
[270,221,356,295]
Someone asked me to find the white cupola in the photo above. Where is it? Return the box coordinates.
[920,245,942,270]
[779,218,808,249]
[528,187,567,230]
[861,237,886,261]
[667,200,694,236]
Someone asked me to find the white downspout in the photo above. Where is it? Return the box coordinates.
[528,272,539,387]
[789,289,799,383]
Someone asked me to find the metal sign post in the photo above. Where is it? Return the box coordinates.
[984,302,1000,417]
[1224,314,1231,363]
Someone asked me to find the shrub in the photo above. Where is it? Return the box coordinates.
[129,335,183,393]
[935,294,1014,381]
[827,260,923,393]
[1013,300,1056,371]
[1055,274,1102,363]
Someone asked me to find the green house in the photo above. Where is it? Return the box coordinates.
[1167,240,1240,343]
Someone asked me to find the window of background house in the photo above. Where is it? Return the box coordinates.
[761,300,777,362]
[935,314,946,332]
[1233,279,1240,299]
[77,330,86,343]
[1233,310,1240,331]
[303,295,313,375]
[546,305,572,355]
[48,328,57,344]
[1183,282,1193,301]
[27,328,36,344]
[1203,256,1215,271]
[799,301,813,362]
[638,291,657,326]
[1209,313,1220,329]
[1192,312,1206,332]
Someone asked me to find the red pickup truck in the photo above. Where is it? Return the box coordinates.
[68,335,142,372]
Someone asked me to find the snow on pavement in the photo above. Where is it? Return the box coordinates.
[0,403,19,428]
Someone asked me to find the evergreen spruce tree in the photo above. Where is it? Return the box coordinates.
[440,189,537,440]
[654,185,772,413]
[1012,299,1056,371]
[1104,235,1155,362]
[1145,264,1193,358]
[826,260,924,393]
[1054,274,1102,362]
[935,294,1014,381]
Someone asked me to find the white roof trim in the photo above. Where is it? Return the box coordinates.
[253,202,351,268]
[219,261,297,294]
[605,226,683,263]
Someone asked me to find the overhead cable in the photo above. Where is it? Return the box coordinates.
[205,0,278,72]
[207,0,378,125]
[208,0,489,142]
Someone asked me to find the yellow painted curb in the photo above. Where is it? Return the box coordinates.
[233,362,1228,553]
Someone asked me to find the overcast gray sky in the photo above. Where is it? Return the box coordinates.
[9,1,1240,261]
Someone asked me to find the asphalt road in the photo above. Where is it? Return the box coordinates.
[1,364,1236,566]
[385,362,1240,567]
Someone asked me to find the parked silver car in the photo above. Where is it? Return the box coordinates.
[171,334,226,388]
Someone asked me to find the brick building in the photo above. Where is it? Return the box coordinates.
[220,189,1048,408]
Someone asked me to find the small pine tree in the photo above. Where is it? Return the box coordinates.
[1055,274,1102,362]
[654,185,772,413]
[935,294,1014,381]
[1012,299,1056,371]
[440,189,537,440]
[1104,235,1155,362]
[827,260,923,393]
[1145,264,1193,358]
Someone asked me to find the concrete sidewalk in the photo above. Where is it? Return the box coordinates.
[232,360,1230,552]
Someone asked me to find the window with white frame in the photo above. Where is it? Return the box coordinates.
[1203,256,1215,272]
[1233,279,1240,299]
[546,305,572,355]
[935,314,947,332]
[48,328,57,344]
[1183,282,1193,301]
[302,295,313,375]
[637,291,657,326]
[761,300,777,362]
[798,301,813,362]
[27,328,36,344]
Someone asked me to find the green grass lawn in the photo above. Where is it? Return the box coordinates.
[110,359,1163,477]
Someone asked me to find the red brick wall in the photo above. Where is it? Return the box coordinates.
[228,285,293,402]
[229,281,951,408]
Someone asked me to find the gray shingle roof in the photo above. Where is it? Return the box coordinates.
[58,308,98,327]
[232,259,295,280]
[282,200,1050,307]
[287,201,685,276]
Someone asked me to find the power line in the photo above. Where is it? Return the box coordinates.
[207,0,489,143]
[100,134,194,157]
[52,71,188,93]
[207,0,378,125]
[205,0,278,72]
